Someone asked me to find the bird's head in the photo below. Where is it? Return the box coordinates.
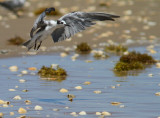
[45,7,55,13]
[57,20,67,25]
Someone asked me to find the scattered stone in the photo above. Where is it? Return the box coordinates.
[79,111,87,115]
[83,81,91,85]
[70,112,77,116]
[13,95,22,100]
[111,86,116,89]
[75,86,82,90]
[101,111,111,116]
[25,100,31,105]
[34,105,43,110]
[3,104,8,107]
[9,89,16,91]
[10,112,14,116]
[53,108,59,111]
[0,112,3,117]
[59,88,68,93]
[120,105,125,108]
[65,106,69,109]
[0,100,5,104]
[155,92,160,96]
[28,67,37,71]
[111,102,122,106]
[148,73,153,77]
[156,63,160,68]
[18,108,27,114]
[85,60,93,63]
[94,90,102,94]
[21,70,28,74]
[19,79,26,83]
[60,52,68,57]
[96,112,101,115]
[9,66,18,72]
[22,89,28,92]
[116,84,121,86]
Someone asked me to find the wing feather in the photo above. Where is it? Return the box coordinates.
[51,11,120,42]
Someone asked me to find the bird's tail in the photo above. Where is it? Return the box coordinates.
[22,39,35,51]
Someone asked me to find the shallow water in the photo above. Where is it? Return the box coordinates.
[0,46,160,118]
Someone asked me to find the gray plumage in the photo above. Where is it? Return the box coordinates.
[23,8,120,50]
[0,0,26,16]
[51,12,120,43]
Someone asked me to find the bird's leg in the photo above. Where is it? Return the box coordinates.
[34,39,38,50]
[37,41,42,50]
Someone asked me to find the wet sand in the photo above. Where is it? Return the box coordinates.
[0,0,160,58]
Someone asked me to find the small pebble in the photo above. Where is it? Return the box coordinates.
[19,79,26,83]
[18,108,27,114]
[3,104,8,107]
[60,52,68,57]
[22,89,28,92]
[75,86,82,90]
[21,70,28,74]
[13,95,22,100]
[59,88,68,93]
[70,112,77,116]
[53,108,59,111]
[9,89,16,91]
[96,112,101,115]
[25,100,31,105]
[148,73,153,77]
[111,86,116,89]
[120,105,125,108]
[94,90,102,94]
[34,105,43,110]
[111,102,122,105]
[156,63,160,68]
[83,81,91,85]
[79,111,87,115]
[155,92,160,96]
[116,84,121,86]
[0,112,3,117]
[28,67,37,71]
[10,112,14,116]
[101,111,111,116]
[0,100,5,104]
[9,66,18,72]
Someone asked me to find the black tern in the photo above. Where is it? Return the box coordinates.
[23,7,120,50]
[0,0,26,16]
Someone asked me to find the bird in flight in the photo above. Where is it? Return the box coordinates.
[0,0,26,16]
[23,7,120,50]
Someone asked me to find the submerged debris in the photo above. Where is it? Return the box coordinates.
[8,36,25,45]
[76,42,92,54]
[114,51,156,72]
[38,66,67,81]
[34,7,62,16]
[104,44,127,55]
[67,94,75,102]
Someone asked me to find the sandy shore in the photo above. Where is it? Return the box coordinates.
[0,0,159,58]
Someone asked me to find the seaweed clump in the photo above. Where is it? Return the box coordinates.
[76,42,92,54]
[104,44,127,55]
[38,66,67,81]
[114,51,156,72]
[34,7,61,16]
[8,36,25,45]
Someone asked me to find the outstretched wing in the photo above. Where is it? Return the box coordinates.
[30,11,47,38]
[30,7,55,38]
[51,12,120,42]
